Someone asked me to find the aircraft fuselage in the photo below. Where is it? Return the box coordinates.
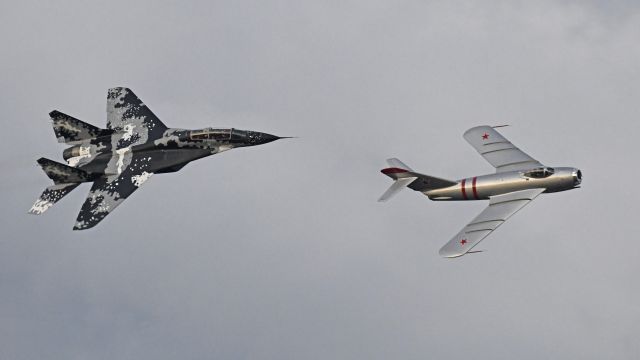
[62,128,281,178]
[426,167,582,200]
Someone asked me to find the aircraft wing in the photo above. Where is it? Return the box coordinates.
[73,163,153,230]
[439,188,545,258]
[106,87,168,146]
[464,126,543,173]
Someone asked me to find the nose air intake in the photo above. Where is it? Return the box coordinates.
[573,169,582,186]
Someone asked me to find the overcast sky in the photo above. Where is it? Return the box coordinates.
[1,1,639,359]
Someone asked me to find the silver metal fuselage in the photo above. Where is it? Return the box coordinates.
[426,167,582,201]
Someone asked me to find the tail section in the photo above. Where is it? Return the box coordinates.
[380,158,414,179]
[50,110,112,144]
[29,158,88,215]
[379,158,457,201]
[378,176,418,202]
[29,183,80,215]
[37,157,90,184]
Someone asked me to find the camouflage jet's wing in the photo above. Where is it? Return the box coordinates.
[439,188,545,258]
[101,88,169,177]
[106,87,168,147]
[464,126,544,173]
[73,163,153,230]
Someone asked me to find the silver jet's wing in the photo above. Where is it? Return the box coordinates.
[439,188,545,258]
[464,126,543,173]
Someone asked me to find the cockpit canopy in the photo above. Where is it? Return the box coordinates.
[523,167,555,178]
[189,128,234,141]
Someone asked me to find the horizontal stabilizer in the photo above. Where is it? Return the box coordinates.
[50,110,112,144]
[28,183,80,215]
[37,157,90,184]
[378,177,418,202]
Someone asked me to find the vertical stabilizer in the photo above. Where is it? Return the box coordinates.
[378,177,418,202]
[37,157,90,184]
[50,110,112,144]
[379,158,457,201]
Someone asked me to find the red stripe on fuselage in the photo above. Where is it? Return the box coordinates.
[461,179,468,200]
[472,176,479,200]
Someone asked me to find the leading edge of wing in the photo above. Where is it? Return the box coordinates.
[106,87,168,142]
[438,188,546,258]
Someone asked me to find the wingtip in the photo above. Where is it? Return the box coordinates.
[73,222,93,231]
[438,248,465,258]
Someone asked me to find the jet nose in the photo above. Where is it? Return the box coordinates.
[258,133,281,144]
[572,169,582,186]
[244,131,291,145]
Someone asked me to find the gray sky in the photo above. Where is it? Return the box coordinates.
[1,1,639,359]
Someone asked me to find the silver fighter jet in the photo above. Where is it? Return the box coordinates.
[379,126,582,258]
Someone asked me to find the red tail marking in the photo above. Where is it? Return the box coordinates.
[472,176,479,200]
[461,179,468,200]
[381,167,408,175]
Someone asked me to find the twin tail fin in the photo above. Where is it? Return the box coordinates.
[37,157,90,184]
[50,110,112,144]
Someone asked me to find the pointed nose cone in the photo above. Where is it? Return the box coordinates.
[259,133,281,144]
[245,131,291,146]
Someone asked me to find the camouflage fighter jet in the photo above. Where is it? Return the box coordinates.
[30,87,288,230]
[379,126,582,258]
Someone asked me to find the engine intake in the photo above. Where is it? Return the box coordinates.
[572,169,582,186]
[63,145,91,161]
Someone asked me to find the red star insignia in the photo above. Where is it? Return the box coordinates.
[482,133,489,140]
[460,239,467,245]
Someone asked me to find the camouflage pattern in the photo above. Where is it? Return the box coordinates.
[28,183,80,215]
[30,87,286,230]
[50,110,112,144]
[73,166,151,230]
[106,87,167,140]
[37,157,91,184]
